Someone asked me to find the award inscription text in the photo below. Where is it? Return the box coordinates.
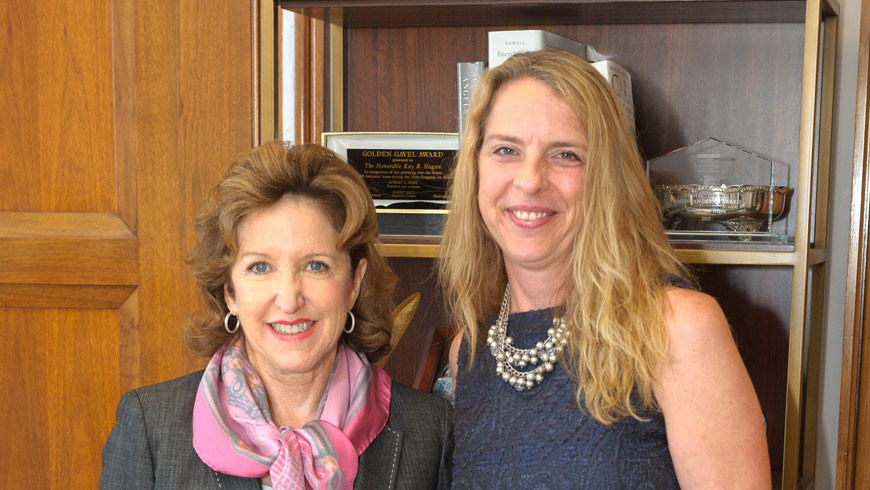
[346,148,453,201]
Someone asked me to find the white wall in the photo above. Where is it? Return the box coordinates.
[816,0,861,486]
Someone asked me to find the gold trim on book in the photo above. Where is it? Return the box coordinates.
[379,243,440,258]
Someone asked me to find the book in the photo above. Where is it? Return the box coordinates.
[487,30,634,135]
[457,61,487,141]
[591,60,636,134]
[488,30,587,68]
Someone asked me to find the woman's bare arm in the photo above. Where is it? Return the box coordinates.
[654,287,771,489]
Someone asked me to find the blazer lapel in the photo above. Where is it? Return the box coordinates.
[355,425,403,490]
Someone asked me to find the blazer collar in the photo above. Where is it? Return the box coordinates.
[355,424,404,490]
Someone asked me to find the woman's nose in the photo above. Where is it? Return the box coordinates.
[275,273,304,312]
[514,155,547,195]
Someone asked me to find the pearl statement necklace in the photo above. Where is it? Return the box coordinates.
[486,282,569,391]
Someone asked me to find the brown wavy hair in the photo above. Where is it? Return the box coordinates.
[185,141,396,362]
[439,49,691,424]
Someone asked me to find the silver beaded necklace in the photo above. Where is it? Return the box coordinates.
[486,282,569,391]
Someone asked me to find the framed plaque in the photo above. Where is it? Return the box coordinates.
[322,132,459,236]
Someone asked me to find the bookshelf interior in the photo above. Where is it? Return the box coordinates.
[273,1,838,488]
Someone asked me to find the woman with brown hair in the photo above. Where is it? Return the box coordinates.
[441,49,770,488]
[101,142,453,490]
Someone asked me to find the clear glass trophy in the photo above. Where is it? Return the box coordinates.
[646,137,790,243]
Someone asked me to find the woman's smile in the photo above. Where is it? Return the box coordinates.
[268,319,316,339]
[506,206,556,227]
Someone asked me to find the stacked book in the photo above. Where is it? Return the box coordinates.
[458,30,636,136]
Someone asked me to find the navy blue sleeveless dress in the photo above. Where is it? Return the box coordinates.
[452,308,680,489]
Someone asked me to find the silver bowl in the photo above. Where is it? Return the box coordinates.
[654,184,788,233]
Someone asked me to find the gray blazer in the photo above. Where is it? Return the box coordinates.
[100,371,453,489]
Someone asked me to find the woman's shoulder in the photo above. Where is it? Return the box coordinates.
[662,286,726,333]
[390,381,453,410]
[119,371,204,420]
[659,284,740,385]
[131,370,203,397]
[388,381,454,427]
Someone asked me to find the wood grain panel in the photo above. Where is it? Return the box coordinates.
[133,0,255,384]
[0,212,137,285]
[0,0,117,213]
[0,284,136,309]
[0,212,134,238]
[118,290,141,395]
[132,0,185,385]
[113,0,138,230]
[0,307,119,489]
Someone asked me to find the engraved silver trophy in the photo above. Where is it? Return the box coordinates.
[647,138,791,243]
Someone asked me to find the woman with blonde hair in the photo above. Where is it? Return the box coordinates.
[441,49,769,488]
[102,142,453,489]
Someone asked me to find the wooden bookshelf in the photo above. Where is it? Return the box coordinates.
[266,1,839,487]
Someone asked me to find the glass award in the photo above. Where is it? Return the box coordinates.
[647,137,790,243]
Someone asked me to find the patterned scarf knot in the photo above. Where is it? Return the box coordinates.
[192,336,391,490]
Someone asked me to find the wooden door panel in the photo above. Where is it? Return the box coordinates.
[0,307,122,489]
[0,0,255,487]
[0,212,137,285]
[0,285,136,309]
[0,2,139,486]
[0,0,117,213]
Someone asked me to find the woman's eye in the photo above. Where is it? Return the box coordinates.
[306,261,328,273]
[554,151,585,166]
[494,146,516,156]
[248,261,269,274]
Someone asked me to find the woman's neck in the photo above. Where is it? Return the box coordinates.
[504,267,568,313]
[255,352,336,429]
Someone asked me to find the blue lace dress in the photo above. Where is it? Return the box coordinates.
[452,308,680,489]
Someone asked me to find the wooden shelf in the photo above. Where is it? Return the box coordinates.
[282,0,838,27]
[378,237,827,265]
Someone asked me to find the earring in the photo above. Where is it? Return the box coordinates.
[224,312,241,334]
[343,311,356,334]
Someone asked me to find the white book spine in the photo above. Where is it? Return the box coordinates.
[457,61,487,141]
[592,60,636,134]
[488,30,586,68]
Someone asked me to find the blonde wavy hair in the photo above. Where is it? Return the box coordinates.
[186,141,397,362]
[439,49,690,424]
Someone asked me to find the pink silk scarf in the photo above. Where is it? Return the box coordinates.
[192,336,391,490]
